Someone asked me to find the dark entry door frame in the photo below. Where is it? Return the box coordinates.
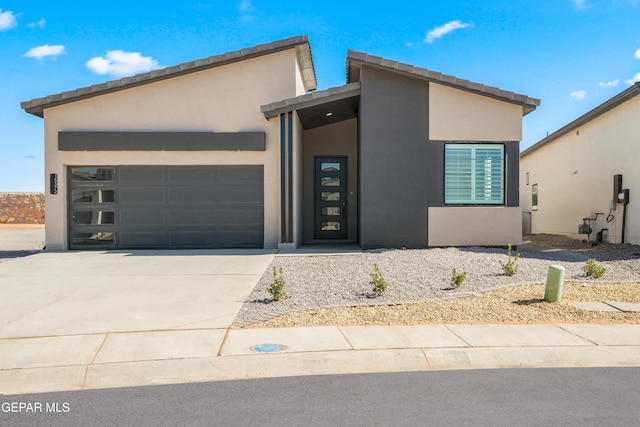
[314,156,348,239]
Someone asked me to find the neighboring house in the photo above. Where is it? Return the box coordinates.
[22,35,539,251]
[520,82,640,245]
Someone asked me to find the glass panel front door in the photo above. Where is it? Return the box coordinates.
[315,157,347,239]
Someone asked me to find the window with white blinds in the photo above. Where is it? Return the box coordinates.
[444,144,505,205]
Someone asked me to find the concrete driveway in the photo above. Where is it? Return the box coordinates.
[0,249,275,338]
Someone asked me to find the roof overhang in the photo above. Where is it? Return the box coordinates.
[521,82,640,158]
[22,35,317,118]
[261,82,360,129]
[346,50,540,116]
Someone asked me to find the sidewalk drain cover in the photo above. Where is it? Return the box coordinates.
[251,344,286,353]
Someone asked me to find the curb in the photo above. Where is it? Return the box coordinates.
[2,345,640,395]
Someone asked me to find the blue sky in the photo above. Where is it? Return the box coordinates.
[1,0,639,191]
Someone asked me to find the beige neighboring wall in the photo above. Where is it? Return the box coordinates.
[429,83,522,141]
[43,49,304,250]
[520,94,640,244]
[428,207,522,246]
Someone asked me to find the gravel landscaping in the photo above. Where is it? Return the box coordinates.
[232,234,640,327]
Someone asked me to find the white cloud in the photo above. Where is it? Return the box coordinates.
[86,50,161,77]
[425,20,471,43]
[571,0,590,9]
[27,18,46,29]
[237,0,256,21]
[0,9,18,30]
[238,0,255,12]
[599,79,619,88]
[570,90,587,99]
[625,72,640,85]
[24,44,65,60]
[635,49,640,59]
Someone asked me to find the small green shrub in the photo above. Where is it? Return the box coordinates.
[500,243,521,276]
[450,268,467,289]
[369,263,387,297]
[583,259,605,278]
[267,266,289,301]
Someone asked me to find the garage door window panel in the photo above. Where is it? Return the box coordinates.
[70,168,115,182]
[72,210,115,225]
[118,231,166,248]
[119,188,166,204]
[168,208,217,225]
[169,231,215,246]
[216,166,262,182]
[214,185,263,204]
[168,167,214,183]
[120,209,166,227]
[120,167,164,184]
[71,189,115,204]
[71,232,116,246]
[167,187,215,204]
[216,206,263,224]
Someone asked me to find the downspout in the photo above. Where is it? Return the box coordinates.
[622,202,627,244]
[621,189,630,244]
[287,111,293,244]
[280,113,286,243]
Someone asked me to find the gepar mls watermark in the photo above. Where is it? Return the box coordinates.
[2,401,70,414]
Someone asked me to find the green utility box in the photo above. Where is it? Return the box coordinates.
[544,265,565,302]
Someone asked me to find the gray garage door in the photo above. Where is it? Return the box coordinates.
[68,166,264,249]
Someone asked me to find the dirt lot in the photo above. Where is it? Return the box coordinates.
[0,224,44,262]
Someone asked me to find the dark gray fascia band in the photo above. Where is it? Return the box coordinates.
[58,131,265,151]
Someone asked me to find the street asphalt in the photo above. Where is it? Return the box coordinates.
[3,368,640,426]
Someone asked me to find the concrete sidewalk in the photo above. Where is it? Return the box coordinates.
[2,323,640,395]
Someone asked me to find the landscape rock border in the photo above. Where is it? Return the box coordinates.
[233,235,640,327]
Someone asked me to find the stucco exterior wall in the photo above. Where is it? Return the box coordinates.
[520,95,640,244]
[357,66,524,248]
[429,83,523,142]
[42,49,303,249]
[359,66,435,248]
[428,207,522,246]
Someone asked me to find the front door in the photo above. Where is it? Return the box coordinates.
[315,157,347,239]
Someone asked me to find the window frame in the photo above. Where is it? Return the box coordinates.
[532,183,538,211]
[444,143,506,206]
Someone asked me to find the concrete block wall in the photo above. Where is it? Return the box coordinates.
[0,193,45,224]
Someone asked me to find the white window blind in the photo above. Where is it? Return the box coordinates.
[445,144,504,205]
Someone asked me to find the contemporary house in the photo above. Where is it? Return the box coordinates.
[520,82,640,245]
[22,35,539,251]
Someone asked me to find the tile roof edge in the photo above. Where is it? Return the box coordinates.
[22,35,313,118]
[260,82,361,117]
[346,49,540,110]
